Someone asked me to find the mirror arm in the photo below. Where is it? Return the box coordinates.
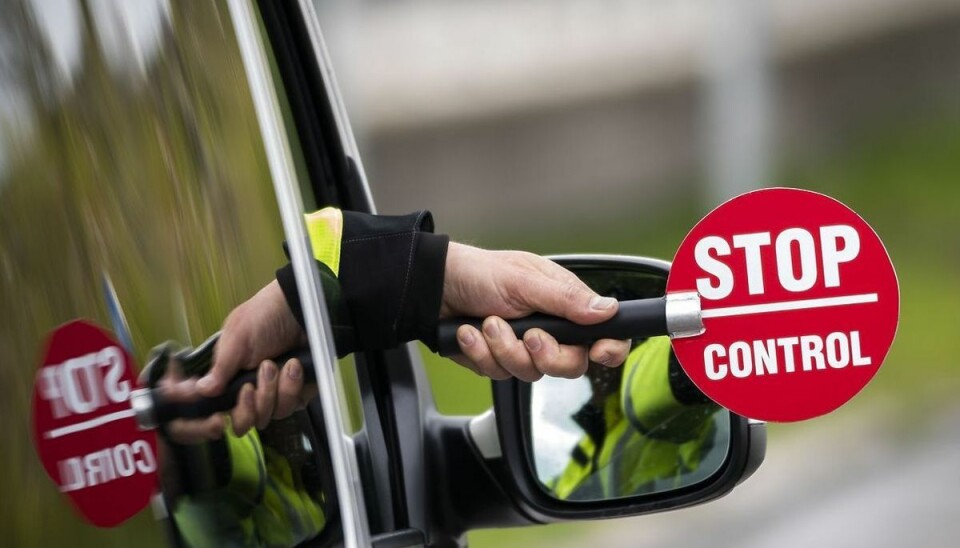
[468,409,501,459]
[425,414,538,540]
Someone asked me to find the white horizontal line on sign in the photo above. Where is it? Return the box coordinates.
[701,293,879,319]
[44,409,137,439]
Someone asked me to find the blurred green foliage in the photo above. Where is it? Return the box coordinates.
[786,112,960,416]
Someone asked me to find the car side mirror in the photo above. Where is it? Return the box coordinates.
[491,255,765,521]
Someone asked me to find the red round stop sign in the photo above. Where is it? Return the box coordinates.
[32,320,158,527]
[667,188,899,422]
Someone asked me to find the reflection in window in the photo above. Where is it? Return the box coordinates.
[0,1,328,546]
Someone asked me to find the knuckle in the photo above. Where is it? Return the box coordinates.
[499,286,527,315]
[491,337,521,362]
[591,339,629,366]
[463,342,488,364]
[532,354,564,377]
[474,359,496,378]
[552,349,588,379]
[478,361,510,380]
[590,347,612,366]
[510,366,540,383]
[502,346,539,381]
[278,381,299,402]
[207,418,225,439]
[523,370,544,383]
[570,350,590,377]
[560,282,585,307]
[230,417,249,437]
[464,334,492,360]
[488,369,513,381]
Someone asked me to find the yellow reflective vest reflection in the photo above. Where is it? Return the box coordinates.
[550,337,720,501]
[174,209,341,547]
[173,425,327,547]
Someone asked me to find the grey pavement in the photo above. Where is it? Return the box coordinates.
[553,403,960,548]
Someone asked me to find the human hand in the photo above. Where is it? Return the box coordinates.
[159,280,313,442]
[442,243,630,382]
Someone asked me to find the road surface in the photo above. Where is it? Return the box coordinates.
[553,403,960,548]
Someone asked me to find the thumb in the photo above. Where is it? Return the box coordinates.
[522,278,619,325]
[197,331,252,397]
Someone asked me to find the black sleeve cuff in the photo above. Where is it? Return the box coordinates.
[404,231,448,351]
[276,210,449,355]
[339,210,448,352]
[275,260,357,357]
[276,262,304,327]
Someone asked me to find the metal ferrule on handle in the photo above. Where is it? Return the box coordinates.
[665,291,705,339]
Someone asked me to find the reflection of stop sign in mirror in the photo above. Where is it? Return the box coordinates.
[668,188,900,422]
[31,320,158,527]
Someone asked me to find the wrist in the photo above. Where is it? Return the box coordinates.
[440,242,476,318]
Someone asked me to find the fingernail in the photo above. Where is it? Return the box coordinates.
[590,296,616,311]
[483,319,500,339]
[261,361,277,382]
[245,385,255,404]
[459,328,475,347]
[597,352,612,366]
[287,361,302,381]
[525,333,542,352]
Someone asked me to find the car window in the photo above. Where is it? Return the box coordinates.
[0,1,339,545]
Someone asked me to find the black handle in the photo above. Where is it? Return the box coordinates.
[150,344,314,426]
[435,297,669,356]
[147,297,669,423]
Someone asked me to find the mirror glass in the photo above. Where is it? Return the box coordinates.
[530,259,730,502]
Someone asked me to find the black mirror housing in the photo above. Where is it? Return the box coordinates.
[489,255,766,522]
[492,380,764,521]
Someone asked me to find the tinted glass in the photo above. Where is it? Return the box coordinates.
[0,1,331,545]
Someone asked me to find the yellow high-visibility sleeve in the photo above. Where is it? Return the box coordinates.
[304,207,344,276]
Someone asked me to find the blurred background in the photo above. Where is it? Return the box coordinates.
[1,0,958,546]
[313,0,960,546]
